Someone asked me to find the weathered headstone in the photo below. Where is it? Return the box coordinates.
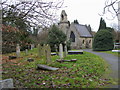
[55,44,58,55]
[37,64,59,71]
[42,44,46,56]
[16,44,20,58]
[68,50,83,54]
[25,49,28,55]
[59,44,63,59]
[46,44,51,64]
[0,78,14,89]
[37,44,42,57]
[44,44,51,64]
[64,44,68,57]
[31,44,34,50]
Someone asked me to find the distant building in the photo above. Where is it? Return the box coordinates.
[58,10,93,49]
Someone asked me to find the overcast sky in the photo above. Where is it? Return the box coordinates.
[56,0,118,32]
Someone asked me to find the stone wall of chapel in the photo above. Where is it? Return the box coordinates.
[67,23,93,49]
[59,23,69,35]
[67,23,82,49]
[79,37,93,48]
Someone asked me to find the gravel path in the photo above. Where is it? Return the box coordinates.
[83,49,119,88]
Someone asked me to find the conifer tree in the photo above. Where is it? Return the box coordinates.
[98,17,106,31]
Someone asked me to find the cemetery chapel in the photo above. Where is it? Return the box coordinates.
[58,10,93,49]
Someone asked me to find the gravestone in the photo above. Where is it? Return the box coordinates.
[68,50,83,54]
[37,44,42,57]
[112,50,120,52]
[64,44,67,57]
[16,44,20,58]
[25,49,28,55]
[45,44,51,64]
[59,44,63,59]
[9,56,17,60]
[55,44,58,55]
[27,58,34,62]
[37,64,59,71]
[42,44,46,56]
[31,44,34,50]
[0,78,13,89]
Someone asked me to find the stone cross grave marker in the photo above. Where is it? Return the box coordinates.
[16,44,20,58]
[59,44,63,59]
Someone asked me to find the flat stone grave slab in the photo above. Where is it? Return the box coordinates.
[112,50,120,52]
[37,64,59,71]
[0,78,13,89]
[51,53,57,56]
[9,56,17,60]
[56,59,77,63]
[27,58,34,62]
[68,50,83,54]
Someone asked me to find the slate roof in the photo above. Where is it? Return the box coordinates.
[74,24,93,38]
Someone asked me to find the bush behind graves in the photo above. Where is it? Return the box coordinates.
[47,24,67,51]
[93,29,114,51]
[2,25,33,54]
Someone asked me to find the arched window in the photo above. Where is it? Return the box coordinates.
[70,31,75,42]
[89,40,91,43]
[61,14,64,20]
[82,40,84,44]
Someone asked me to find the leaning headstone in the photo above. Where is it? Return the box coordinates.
[16,44,20,58]
[37,64,59,71]
[46,44,51,64]
[0,78,14,89]
[59,44,63,59]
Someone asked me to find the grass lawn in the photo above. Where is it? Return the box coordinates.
[2,48,116,88]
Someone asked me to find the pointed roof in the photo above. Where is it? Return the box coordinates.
[61,10,67,16]
[73,23,93,37]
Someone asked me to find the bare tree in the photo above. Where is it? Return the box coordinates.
[1,0,64,29]
[101,0,120,20]
[110,23,119,30]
